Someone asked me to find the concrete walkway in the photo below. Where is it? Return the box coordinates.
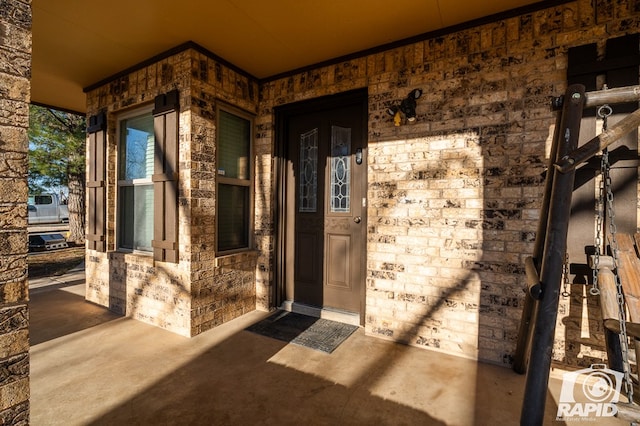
[28,271,626,425]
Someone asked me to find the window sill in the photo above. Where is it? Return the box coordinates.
[214,249,259,267]
[109,250,154,263]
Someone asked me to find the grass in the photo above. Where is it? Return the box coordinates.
[28,246,85,278]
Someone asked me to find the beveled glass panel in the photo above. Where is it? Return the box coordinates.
[299,128,318,212]
[330,126,351,212]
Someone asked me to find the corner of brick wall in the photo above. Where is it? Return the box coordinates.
[85,48,262,337]
[187,50,260,335]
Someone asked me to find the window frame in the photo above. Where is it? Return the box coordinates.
[115,103,155,254]
[215,103,255,255]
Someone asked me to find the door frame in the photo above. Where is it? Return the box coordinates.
[273,89,368,325]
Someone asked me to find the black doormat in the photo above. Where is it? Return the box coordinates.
[245,311,358,353]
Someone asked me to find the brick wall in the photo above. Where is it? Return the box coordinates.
[188,51,259,335]
[0,0,31,422]
[82,0,638,366]
[85,49,259,337]
[85,51,194,336]
[258,0,640,365]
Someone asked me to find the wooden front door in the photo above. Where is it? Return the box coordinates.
[283,96,366,316]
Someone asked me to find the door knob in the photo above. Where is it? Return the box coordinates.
[353,216,361,223]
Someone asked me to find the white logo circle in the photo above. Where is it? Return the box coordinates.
[582,371,615,403]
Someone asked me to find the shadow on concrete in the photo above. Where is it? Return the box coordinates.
[86,330,447,426]
[29,284,120,346]
[27,284,573,425]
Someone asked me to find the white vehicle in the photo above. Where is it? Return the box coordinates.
[28,194,69,224]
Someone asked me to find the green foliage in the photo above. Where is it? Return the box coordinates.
[28,105,86,193]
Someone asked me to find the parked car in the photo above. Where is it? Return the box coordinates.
[28,193,69,224]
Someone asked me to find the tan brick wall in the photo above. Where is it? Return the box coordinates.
[83,0,639,367]
[186,51,259,335]
[0,0,31,422]
[192,251,258,335]
[85,49,259,337]
[258,0,640,365]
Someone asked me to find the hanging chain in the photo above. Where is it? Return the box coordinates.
[604,151,635,405]
[590,105,612,297]
[598,104,635,406]
[590,105,611,297]
[591,177,603,296]
[562,253,571,298]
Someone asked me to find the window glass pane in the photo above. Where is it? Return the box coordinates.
[133,184,154,251]
[119,113,155,181]
[118,108,154,253]
[218,184,249,251]
[299,128,318,212]
[218,110,250,180]
[119,184,154,252]
[330,125,351,213]
[34,195,53,205]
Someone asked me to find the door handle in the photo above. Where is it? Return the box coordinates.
[353,216,361,224]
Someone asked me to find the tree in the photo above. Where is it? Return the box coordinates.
[29,105,86,245]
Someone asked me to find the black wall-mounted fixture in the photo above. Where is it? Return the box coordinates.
[387,88,423,126]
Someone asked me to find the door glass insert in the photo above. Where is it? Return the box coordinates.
[330,125,351,212]
[299,128,318,212]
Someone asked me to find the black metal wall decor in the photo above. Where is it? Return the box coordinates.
[387,88,423,126]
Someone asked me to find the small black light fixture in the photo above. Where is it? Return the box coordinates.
[386,88,423,126]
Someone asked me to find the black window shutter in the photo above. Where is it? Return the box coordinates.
[152,90,179,263]
[87,112,106,252]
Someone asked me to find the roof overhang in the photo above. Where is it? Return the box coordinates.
[32,0,568,113]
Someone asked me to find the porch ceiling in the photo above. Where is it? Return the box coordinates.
[32,0,545,114]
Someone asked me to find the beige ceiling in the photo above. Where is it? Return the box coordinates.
[32,0,544,113]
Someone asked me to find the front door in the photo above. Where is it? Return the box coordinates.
[283,95,366,317]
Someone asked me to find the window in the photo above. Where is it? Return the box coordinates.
[32,195,53,205]
[217,107,253,252]
[117,106,155,252]
[330,125,351,213]
[299,129,318,212]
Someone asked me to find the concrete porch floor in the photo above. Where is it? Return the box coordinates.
[29,282,626,425]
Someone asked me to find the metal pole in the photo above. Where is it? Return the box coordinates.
[584,85,640,108]
[520,84,585,425]
[513,108,563,374]
[552,84,640,109]
[555,106,640,173]
[605,328,625,373]
[513,294,536,375]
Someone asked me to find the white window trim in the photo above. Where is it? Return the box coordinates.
[115,103,155,255]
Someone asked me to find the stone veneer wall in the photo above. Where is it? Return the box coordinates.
[188,51,259,335]
[0,0,31,422]
[257,0,640,365]
[82,0,638,366]
[85,48,258,337]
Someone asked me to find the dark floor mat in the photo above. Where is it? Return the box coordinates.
[246,311,358,353]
